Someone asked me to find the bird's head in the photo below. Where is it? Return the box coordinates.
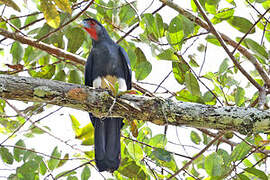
[81,18,105,41]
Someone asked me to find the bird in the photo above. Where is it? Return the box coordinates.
[81,18,132,172]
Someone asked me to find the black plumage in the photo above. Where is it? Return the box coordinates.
[82,18,132,172]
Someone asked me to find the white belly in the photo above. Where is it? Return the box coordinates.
[93,75,127,91]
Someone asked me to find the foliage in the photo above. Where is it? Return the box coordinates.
[0,0,270,179]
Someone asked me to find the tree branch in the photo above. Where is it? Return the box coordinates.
[0,28,85,65]
[159,0,270,89]
[1,74,270,135]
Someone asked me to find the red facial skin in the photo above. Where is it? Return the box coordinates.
[83,20,98,41]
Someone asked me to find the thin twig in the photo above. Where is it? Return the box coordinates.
[176,53,223,105]
[2,145,87,161]
[231,7,270,54]
[167,132,225,179]
[0,16,26,36]
[153,71,172,93]
[55,161,93,179]
[246,0,270,24]
[37,0,95,42]
[199,42,207,76]
[6,12,41,20]
[144,159,158,180]
[137,81,176,96]
[0,101,46,145]
[192,0,263,91]
[122,135,192,159]
[0,17,44,44]
[117,4,165,43]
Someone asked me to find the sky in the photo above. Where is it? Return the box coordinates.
[0,0,269,179]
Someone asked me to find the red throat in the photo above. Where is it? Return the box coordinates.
[84,27,98,41]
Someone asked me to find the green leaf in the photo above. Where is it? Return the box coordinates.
[0,99,5,113]
[17,160,39,179]
[219,58,229,74]
[215,8,234,19]
[135,61,152,81]
[157,49,178,61]
[69,114,80,136]
[14,139,26,162]
[31,126,46,134]
[230,139,252,163]
[176,89,203,103]
[78,123,94,146]
[205,0,220,14]
[244,38,268,59]
[191,0,206,12]
[256,0,267,3]
[117,158,147,179]
[68,70,82,84]
[40,0,60,28]
[141,13,165,40]
[141,13,155,34]
[151,148,172,162]
[137,126,152,142]
[35,24,52,42]
[172,61,189,84]
[24,14,38,27]
[197,43,206,52]
[178,14,194,36]
[53,70,66,82]
[48,146,61,170]
[167,16,184,50]
[40,160,47,175]
[53,0,72,13]
[262,0,270,9]
[134,48,152,80]
[202,91,216,105]
[217,149,230,165]
[10,15,21,28]
[190,131,201,145]
[81,165,91,180]
[119,2,136,25]
[29,64,55,79]
[10,42,24,64]
[235,86,245,106]
[0,147,13,164]
[0,0,20,12]
[127,142,143,160]
[205,152,223,176]
[188,55,199,67]
[185,72,200,96]
[23,150,36,162]
[66,27,85,53]
[244,167,268,180]
[206,35,221,46]
[57,153,69,168]
[154,13,164,38]
[25,49,47,64]
[55,171,76,178]
[67,176,78,180]
[227,16,255,34]
[149,134,167,148]
[237,174,251,180]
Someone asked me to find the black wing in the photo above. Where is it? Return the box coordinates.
[85,51,94,87]
[118,46,132,90]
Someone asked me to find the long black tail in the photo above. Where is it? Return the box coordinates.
[89,113,123,172]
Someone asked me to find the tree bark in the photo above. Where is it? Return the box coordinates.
[0,74,269,135]
[0,28,85,65]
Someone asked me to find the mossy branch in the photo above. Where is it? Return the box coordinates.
[0,74,270,135]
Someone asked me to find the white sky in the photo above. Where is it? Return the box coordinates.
[0,0,269,179]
